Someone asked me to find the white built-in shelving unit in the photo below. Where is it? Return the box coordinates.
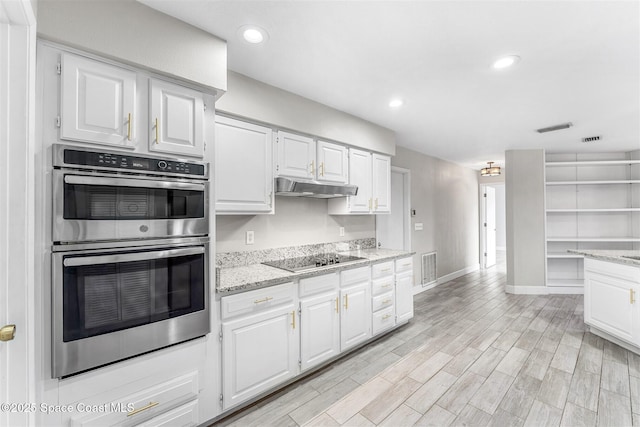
[545,152,640,292]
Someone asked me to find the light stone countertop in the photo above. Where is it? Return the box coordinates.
[216,248,415,295]
[567,250,640,267]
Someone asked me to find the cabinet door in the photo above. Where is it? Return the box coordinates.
[348,148,372,213]
[60,53,136,148]
[149,79,204,158]
[215,116,273,213]
[395,271,414,324]
[300,291,340,371]
[276,131,315,179]
[222,305,298,410]
[585,271,640,344]
[372,154,391,213]
[317,141,347,184]
[340,282,371,351]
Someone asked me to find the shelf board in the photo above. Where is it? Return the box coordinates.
[547,237,640,242]
[546,180,640,186]
[546,253,584,259]
[547,279,584,287]
[546,208,640,213]
[546,160,640,167]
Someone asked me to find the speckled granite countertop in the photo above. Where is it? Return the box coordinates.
[568,250,640,267]
[217,249,415,294]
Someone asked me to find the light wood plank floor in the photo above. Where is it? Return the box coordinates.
[214,258,639,426]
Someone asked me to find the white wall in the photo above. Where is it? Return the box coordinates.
[216,197,374,252]
[505,149,546,293]
[391,146,480,283]
[216,71,396,156]
[36,0,226,93]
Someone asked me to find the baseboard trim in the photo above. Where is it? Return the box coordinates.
[413,263,480,295]
[505,285,584,295]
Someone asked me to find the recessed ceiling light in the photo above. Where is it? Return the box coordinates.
[240,25,268,44]
[389,99,403,108]
[492,55,520,69]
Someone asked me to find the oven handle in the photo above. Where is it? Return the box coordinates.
[64,175,205,192]
[63,247,205,267]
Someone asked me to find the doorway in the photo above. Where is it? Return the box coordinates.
[376,167,411,251]
[480,183,505,269]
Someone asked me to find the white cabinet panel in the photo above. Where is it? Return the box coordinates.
[346,148,372,213]
[395,271,414,324]
[149,79,204,158]
[300,291,340,370]
[340,282,371,351]
[215,116,273,213]
[316,140,348,184]
[222,305,298,410]
[61,52,136,148]
[276,131,315,179]
[372,154,391,213]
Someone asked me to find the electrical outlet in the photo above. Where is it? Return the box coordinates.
[339,227,345,237]
[246,230,255,245]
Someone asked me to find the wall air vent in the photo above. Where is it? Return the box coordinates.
[581,135,602,143]
[536,122,573,133]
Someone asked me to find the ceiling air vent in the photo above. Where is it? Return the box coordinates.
[536,122,573,133]
[581,135,602,143]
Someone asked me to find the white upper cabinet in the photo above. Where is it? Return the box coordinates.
[149,79,205,158]
[372,154,391,213]
[316,141,348,184]
[328,148,390,215]
[215,116,273,214]
[276,131,316,179]
[60,52,137,148]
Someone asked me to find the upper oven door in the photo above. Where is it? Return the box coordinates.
[53,169,209,243]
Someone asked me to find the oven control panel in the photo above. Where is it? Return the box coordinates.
[57,146,207,178]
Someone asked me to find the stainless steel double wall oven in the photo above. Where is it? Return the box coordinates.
[51,144,210,378]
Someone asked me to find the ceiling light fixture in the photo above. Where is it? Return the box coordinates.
[389,99,403,108]
[481,162,501,177]
[492,55,520,69]
[536,122,573,133]
[240,25,268,44]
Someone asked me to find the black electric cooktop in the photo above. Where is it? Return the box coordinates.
[262,253,365,273]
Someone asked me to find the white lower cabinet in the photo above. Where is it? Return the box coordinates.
[300,290,340,370]
[221,283,299,410]
[584,258,640,346]
[340,271,372,350]
[395,257,415,324]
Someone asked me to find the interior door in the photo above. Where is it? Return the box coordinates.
[484,186,497,268]
[376,169,408,250]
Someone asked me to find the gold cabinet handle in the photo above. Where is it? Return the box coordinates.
[382,314,392,320]
[154,118,159,144]
[344,294,349,310]
[375,198,379,210]
[382,299,391,304]
[380,268,391,272]
[382,283,392,288]
[369,198,372,210]
[0,324,16,342]
[127,401,159,417]
[291,311,296,329]
[254,296,273,304]
[402,263,411,267]
[310,160,315,175]
[631,289,635,304]
[127,113,132,141]
[335,297,339,313]
[320,162,324,176]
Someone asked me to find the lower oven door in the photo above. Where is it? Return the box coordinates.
[52,240,210,378]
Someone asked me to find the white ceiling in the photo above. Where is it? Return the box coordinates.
[141,0,640,170]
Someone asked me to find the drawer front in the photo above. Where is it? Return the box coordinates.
[395,257,413,274]
[371,261,394,279]
[585,258,640,282]
[136,400,198,427]
[71,372,199,426]
[340,266,370,287]
[299,272,339,298]
[371,276,395,296]
[372,306,395,335]
[221,282,295,320]
[372,291,394,312]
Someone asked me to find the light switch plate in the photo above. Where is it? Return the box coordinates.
[414,223,424,231]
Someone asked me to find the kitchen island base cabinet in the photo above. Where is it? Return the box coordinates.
[584,258,640,350]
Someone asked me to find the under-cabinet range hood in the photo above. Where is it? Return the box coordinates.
[274,177,358,198]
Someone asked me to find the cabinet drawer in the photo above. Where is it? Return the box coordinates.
[299,272,339,298]
[340,266,370,287]
[372,306,395,335]
[372,291,394,312]
[136,400,198,427]
[395,257,413,274]
[221,282,295,320]
[371,276,395,296]
[71,371,198,426]
[372,261,394,279]
[585,258,640,282]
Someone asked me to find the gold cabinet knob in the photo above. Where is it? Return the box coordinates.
[0,324,16,342]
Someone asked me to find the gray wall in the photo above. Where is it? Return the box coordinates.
[216,198,375,253]
[36,0,226,92]
[494,184,507,249]
[505,149,546,291]
[216,71,396,156]
[392,146,480,282]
